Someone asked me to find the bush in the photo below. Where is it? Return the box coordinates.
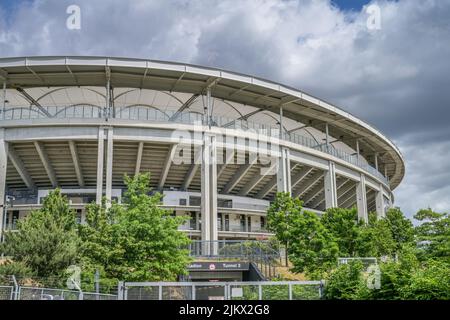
[324,261,367,299]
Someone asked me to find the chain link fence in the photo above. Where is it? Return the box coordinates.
[120,281,324,300]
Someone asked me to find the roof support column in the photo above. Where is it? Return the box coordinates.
[201,133,218,255]
[356,173,368,223]
[105,67,111,120]
[2,82,6,119]
[374,153,379,171]
[324,161,338,209]
[105,128,114,209]
[325,123,330,150]
[96,127,105,205]
[277,147,291,194]
[134,142,144,176]
[375,184,385,219]
[279,106,284,139]
[356,140,360,165]
[0,129,8,242]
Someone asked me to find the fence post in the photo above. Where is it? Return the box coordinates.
[258,284,262,300]
[319,280,324,299]
[11,275,18,300]
[192,284,196,300]
[158,285,163,300]
[288,284,292,300]
[117,281,124,300]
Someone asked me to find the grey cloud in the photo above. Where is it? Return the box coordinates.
[0,0,449,218]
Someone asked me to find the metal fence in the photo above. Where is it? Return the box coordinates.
[0,285,117,300]
[0,285,14,300]
[119,281,324,300]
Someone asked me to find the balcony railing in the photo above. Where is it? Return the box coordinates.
[187,240,280,259]
[0,105,389,185]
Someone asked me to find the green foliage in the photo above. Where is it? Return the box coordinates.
[414,208,450,262]
[266,192,450,300]
[267,192,303,245]
[79,173,192,283]
[385,208,415,251]
[1,189,80,285]
[288,210,339,278]
[324,260,367,300]
[401,259,450,300]
[321,207,361,257]
[0,260,34,279]
[366,245,419,300]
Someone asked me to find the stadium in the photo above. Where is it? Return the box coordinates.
[0,56,405,277]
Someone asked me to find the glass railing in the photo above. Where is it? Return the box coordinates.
[0,105,388,185]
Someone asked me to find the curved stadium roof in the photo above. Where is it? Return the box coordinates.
[0,56,405,189]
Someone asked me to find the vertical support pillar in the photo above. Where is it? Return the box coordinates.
[206,87,212,129]
[279,106,284,139]
[375,184,385,219]
[324,161,338,209]
[0,129,8,241]
[105,67,111,120]
[2,82,6,119]
[105,128,114,208]
[374,153,379,171]
[356,140,360,164]
[96,127,105,204]
[356,174,368,223]
[325,123,330,149]
[201,133,218,255]
[277,147,291,194]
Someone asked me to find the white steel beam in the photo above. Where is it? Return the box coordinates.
[303,184,324,207]
[34,141,58,188]
[356,173,368,223]
[0,130,8,241]
[256,164,302,199]
[277,147,291,193]
[201,134,218,254]
[105,128,114,208]
[312,178,349,209]
[68,141,85,187]
[239,162,277,196]
[96,128,105,204]
[217,149,235,180]
[375,183,385,219]
[158,144,177,190]
[135,141,144,176]
[222,157,257,194]
[8,146,35,189]
[291,166,313,189]
[337,180,356,200]
[292,171,324,199]
[182,148,201,190]
[324,161,338,209]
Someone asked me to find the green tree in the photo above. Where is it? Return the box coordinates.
[288,210,339,279]
[321,207,361,257]
[324,260,367,300]
[79,173,192,282]
[385,208,415,252]
[366,244,419,300]
[414,208,450,262]
[267,192,303,266]
[1,189,80,285]
[401,259,450,300]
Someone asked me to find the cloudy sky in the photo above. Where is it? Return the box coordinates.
[0,0,449,220]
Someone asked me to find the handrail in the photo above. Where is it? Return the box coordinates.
[0,105,388,185]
